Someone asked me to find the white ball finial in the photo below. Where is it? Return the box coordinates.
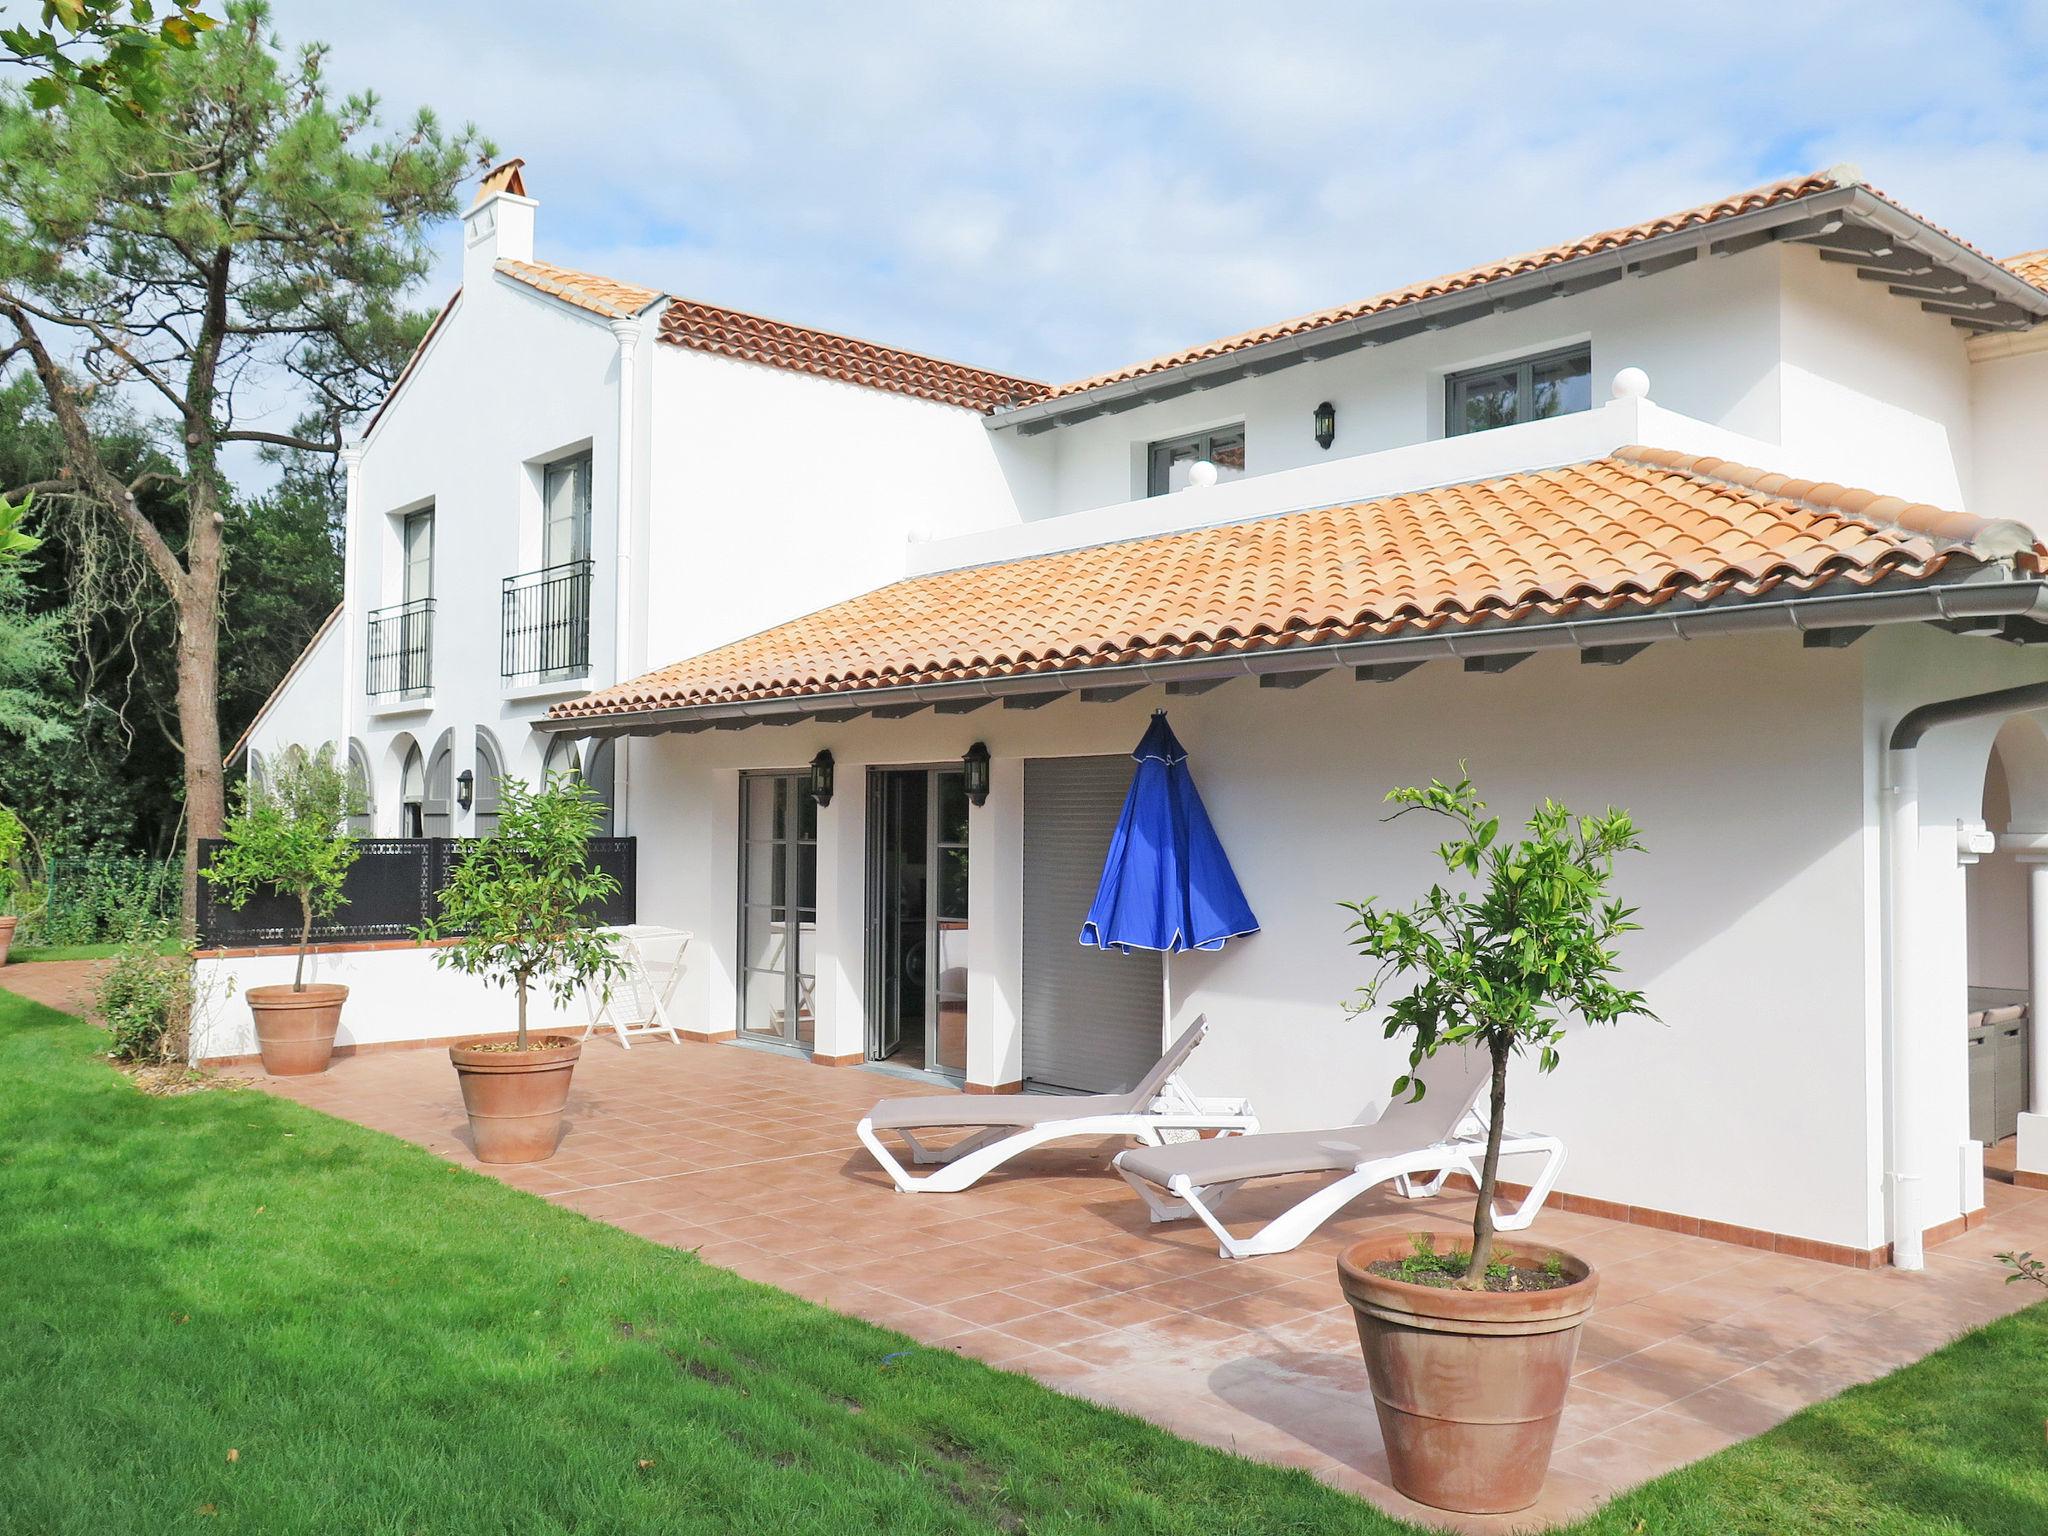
[1186,459,1219,490]
[1610,367,1650,402]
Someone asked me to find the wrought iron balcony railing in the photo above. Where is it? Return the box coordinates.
[366,597,434,696]
[501,558,593,678]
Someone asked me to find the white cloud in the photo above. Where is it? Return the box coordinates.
[267,0,2048,394]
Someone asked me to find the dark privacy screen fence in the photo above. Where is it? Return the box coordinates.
[194,837,636,947]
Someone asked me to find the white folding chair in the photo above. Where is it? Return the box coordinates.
[584,925,692,1048]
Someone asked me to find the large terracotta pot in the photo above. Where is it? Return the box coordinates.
[245,983,349,1076]
[0,914,15,965]
[449,1038,581,1164]
[1338,1232,1597,1515]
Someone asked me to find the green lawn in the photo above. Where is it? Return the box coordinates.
[6,939,179,963]
[1,989,2043,1535]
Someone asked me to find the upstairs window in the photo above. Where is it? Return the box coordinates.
[1446,345,1591,437]
[1147,424,1247,497]
[542,453,592,568]
[401,507,435,603]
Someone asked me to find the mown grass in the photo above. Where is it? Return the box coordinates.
[0,988,2043,1534]
[6,939,180,962]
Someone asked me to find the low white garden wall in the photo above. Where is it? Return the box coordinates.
[190,942,584,1063]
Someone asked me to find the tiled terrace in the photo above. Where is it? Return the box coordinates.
[192,1027,2044,1533]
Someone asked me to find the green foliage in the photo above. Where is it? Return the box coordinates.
[0,800,25,915]
[202,742,358,988]
[0,0,215,114]
[421,773,620,1049]
[0,489,37,557]
[0,514,67,749]
[1998,1249,2048,1289]
[1389,1231,1513,1287]
[26,851,179,944]
[1344,769,1654,1279]
[93,927,190,1063]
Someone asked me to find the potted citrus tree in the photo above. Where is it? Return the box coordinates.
[203,743,361,1074]
[0,804,27,965]
[1339,771,1652,1515]
[421,772,620,1164]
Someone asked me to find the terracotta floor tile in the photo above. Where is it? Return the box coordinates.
[182,1013,2047,1534]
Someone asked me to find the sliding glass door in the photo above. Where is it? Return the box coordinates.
[740,773,816,1048]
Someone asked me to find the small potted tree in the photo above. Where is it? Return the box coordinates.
[0,804,27,965]
[1338,771,1652,1515]
[422,772,619,1164]
[203,743,361,1074]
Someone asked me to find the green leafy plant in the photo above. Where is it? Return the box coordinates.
[0,801,27,917]
[419,773,620,1050]
[1345,769,1654,1286]
[1998,1249,2048,1290]
[96,926,191,1063]
[201,743,358,990]
[1,0,216,113]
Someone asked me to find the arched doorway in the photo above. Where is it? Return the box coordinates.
[346,740,375,836]
[541,734,615,836]
[473,729,505,835]
[398,738,425,837]
[423,730,455,838]
[1968,715,2048,1152]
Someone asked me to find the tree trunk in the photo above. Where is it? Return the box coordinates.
[1462,1037,1512,1287]
[294,889,312,991]
[515,972,528,1051]
[172,506,226,937]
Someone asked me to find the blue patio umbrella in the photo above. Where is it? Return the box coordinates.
[1079,711,1260,954]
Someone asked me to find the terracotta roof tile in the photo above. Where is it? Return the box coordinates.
[496,258,662,319]
[657,297,1045,411]
[2001,248,2048,290]
[552,450,2037,721]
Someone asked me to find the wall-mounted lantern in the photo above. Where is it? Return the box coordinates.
[962,741,992,807]
[456,769,475,811]
[1312,400,1337,451]
[808,749,836,808]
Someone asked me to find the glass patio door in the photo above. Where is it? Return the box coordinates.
[867,767,969,1076]
[740,773,816,1048]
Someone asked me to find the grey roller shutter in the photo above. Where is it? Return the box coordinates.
[1022,755,1163,1092]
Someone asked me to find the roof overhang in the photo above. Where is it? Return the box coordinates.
[989,185,2048,437]
[538,569,2048,739]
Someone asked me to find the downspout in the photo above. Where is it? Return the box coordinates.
[1885,678,2048,1268]
[337,443,363,788]
[608,318,642,835]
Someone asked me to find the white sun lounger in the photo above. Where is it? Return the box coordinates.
[1113,1044,1565,1259]
[855,1016,1258,1194]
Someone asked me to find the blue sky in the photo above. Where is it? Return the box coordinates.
[282,1,2048,388]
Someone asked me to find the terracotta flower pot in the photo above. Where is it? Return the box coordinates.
[449,1037,581,1164]
[1338,1232,1598,1514]
[244,983,349,1076]
[0,914,15,966]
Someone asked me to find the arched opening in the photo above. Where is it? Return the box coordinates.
[399,738,426,837]
[1966,715,2048,1160]
[246,747,266,797]
[423,729,456,838]
[346,740,375,836]
[473,728,505,836]
[541,734,614,836]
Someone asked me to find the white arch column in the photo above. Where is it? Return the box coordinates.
[2011,837,2048,1183]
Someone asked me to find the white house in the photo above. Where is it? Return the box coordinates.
[219,158,2048,1272]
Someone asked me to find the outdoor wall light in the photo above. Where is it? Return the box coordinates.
[808,749,836,808]
[1313,400,1337,450]
[456,769,474,811]
[962,741,992,807]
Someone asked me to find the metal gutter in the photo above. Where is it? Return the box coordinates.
[538,574,2048,737]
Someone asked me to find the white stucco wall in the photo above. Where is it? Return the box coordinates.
[618,632,1889,1250]
[1775,243,1975,510]
[242,616,343,771]
[190,943,584,1061]
[1968,336,2048,534]
[639,346,1021,674]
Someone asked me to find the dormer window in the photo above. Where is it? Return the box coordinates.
[1147,425,1246,496]
[1446,345,1591,437]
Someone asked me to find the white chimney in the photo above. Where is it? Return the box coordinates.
[462,158,535,290]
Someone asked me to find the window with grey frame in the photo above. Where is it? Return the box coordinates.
[503,454,594,678]
[1146,424,1247,497]
[1445,345,1591,437]
[367,507,435,695]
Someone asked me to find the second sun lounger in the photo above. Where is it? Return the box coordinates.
[1112,1045,1565,1258]
[855,1015,1257,1194]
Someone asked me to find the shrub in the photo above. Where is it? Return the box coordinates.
[203,743,359,989]
[1344,769,1654,1285]
[97,930,192,1064]
[29,853,180,945]
[420,773,620,1048]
